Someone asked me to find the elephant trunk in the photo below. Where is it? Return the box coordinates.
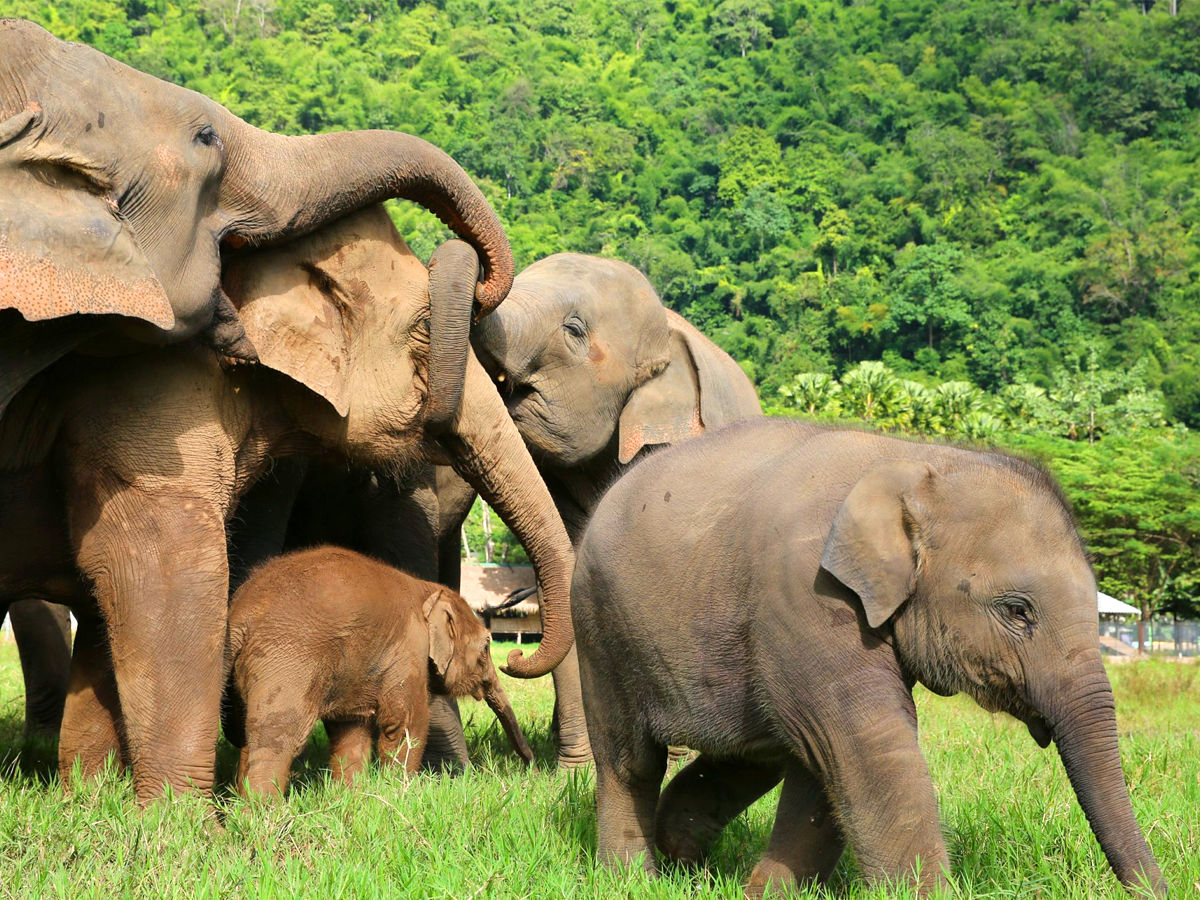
[219,119,513,315]
[422,240,477,432]
[436,352,574,679]
[1041,654,1166,897]
[481,664,535,765]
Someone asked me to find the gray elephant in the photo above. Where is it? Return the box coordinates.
[455,252,762,766]
[572,420,1165,897]
[0,18,512,416]
[0,207,570,803]
[1,599,72,738]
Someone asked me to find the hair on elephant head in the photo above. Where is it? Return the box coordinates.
[0,18,512,413]
[470,253,759,472]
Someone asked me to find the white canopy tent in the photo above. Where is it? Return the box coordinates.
[1097,591,1139,616]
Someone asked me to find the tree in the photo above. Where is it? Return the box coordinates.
[839,361,905,424]
[711,0,773,58]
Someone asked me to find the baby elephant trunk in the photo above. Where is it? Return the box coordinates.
[480,664,534,766]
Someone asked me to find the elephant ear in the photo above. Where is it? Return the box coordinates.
[223,248,352,418]
[616,310,761,464]
[820,460,936,629]
[0,109,174,328]
[423,589,458,679]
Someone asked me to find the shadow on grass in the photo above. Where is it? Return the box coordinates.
[0,711,61,784]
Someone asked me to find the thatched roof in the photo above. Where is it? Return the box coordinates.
[460,563,541,618]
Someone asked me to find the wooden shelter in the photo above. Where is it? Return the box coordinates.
[459,563,541,643]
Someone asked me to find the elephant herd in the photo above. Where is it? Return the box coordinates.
[0,18,1167,898]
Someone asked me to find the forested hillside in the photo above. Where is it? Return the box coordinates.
[8,0,1199,614]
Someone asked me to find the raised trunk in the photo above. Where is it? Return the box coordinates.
[220,118,513,316]
[423,240,477,431]
[436,353,574,679]
[1045,661,1166,896]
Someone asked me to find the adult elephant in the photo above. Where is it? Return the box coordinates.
[0,207,568,802]
[0,18,512,416]
[453,253,762,766]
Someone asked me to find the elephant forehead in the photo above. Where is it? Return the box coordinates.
[286,207,419,276]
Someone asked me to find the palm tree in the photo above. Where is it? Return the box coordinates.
[840,361,903,424]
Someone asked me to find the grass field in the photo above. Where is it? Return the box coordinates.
[0,641,1195,899]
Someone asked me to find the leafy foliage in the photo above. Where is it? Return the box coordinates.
[11,0,1196,610]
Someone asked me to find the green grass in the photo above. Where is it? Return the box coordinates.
[0,643,1196,899]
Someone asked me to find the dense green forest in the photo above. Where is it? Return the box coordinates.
[8,0,1199,618]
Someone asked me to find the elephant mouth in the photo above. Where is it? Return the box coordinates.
[1025,712,1053,748]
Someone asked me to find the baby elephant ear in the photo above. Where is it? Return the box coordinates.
[423,589,456,678]
[820,460,936,629]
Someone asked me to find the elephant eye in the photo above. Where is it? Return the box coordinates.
[194,125,221,149]
[563,317,586,340]
[998,595,1036,638]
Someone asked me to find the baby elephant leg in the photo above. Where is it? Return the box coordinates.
[376,688,429,775]
[325,719,374,784]
[655,755,784,864]
[239,702,318,796]
[746,764,844,899]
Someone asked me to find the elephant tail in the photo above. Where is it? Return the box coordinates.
[221,624,247,749]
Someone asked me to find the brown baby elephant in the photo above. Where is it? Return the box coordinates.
[225,546,534,794]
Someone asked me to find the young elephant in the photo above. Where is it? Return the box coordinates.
[225,546,533,795]
[573,421,1165,898]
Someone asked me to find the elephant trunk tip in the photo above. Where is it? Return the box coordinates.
[501,639,572,680]
[474,272,513,319]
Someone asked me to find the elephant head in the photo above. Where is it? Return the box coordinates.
[0,19,512,411]
[424,587,535,764]
[470,253,759,472]
[223,206,569,680]
[820,456,1166,896]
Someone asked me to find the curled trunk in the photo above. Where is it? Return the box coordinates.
[436,353,574,679]
[221,119,513,316]
[1045,659,1166,896]
[423,240,477,431]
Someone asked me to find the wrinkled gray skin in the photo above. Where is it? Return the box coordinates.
[0,18,512,416]
[454,252,762,766]
[226,458,480,773]
[1,599,72,738]
[574,420,1166,898]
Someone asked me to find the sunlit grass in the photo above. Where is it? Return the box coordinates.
[0,643,1195,898]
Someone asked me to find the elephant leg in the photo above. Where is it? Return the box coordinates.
[551,644,593,768]
[593,727,667,875]
[9,598,73,739]
[420,694,468,773]
[818,714,949,893]
[655,755,784,864]
[377,696,429,776]
[240,710,315,796]
[58,613,127,782]
[324,719,374,784]
[226,456,308,593]
[70,487,231,802]
[746,764,844,899]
